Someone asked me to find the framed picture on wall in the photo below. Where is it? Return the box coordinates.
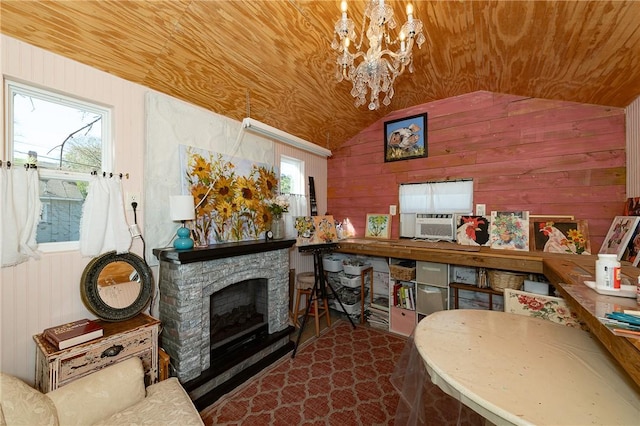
[529,217,591,255]
[384,113,427,162]
[365,214,392,239]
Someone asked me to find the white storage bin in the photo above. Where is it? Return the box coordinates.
[340,274,361,288]
[323,256,343,272]
[343,263,369,275]
[333,300,360,315]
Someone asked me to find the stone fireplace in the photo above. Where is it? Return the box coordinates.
[154,240,295,398]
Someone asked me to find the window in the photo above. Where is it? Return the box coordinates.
[399,180,473,214]
[6,80,112,250]
[279,155,304,195]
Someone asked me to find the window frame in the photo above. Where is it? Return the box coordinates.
[5,79,113,252]
[279,155,305,196]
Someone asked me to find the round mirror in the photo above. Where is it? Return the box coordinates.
[81,251,153,321]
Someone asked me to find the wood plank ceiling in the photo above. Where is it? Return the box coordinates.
[1,1,639,151]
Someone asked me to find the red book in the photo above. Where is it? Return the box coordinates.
[43,319,104,350]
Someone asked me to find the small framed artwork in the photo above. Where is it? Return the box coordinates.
[600,216,640,260]
[621,224,640,266]
[455,215,490,246]
[384,113,427,162]
[530,218,591,255]
[489,211,529,251]
[365,214,392,239]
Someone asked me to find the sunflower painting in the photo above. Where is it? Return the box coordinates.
[180,146,279,245]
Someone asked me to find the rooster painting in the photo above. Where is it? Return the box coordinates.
[538,221,590,255]
[456,216,489,246]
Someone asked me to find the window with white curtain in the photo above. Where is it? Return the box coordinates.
[279,155,305,195]
[399,180,474,214]
[6,80,112,251]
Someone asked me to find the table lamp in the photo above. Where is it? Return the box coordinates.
[170,195,196,250]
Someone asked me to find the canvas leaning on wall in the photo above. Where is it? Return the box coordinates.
[600,216,640,261]
[365,214,392,239]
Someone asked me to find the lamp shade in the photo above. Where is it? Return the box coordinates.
[169,195,196,221]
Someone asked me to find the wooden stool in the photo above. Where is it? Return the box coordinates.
[292,271,331,337]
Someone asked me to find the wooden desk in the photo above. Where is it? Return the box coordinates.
[337,238,640,389]
[414,310,640,425]
[543,257,640,389]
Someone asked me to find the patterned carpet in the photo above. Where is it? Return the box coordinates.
[200,321,407,425]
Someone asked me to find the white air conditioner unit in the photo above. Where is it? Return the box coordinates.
[240,118,332,157]
[415,213,456,240]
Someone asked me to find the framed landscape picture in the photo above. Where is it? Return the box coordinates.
[384,113,427,162]
[599,216,640,260]
[530,218,591,255]
[365,214,392,239]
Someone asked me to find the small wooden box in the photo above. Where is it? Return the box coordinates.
[159,348,170,381]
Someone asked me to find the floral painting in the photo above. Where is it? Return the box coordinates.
[365,214,391,239]
[180,146,280,245]
[504,289,586,329]
[530,218,590,255]
[489,211,529,251]
[294,215,338,246]
[599,216,640,260]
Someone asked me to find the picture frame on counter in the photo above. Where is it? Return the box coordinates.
[529,217,591,255]
[384,113,427,162]
[599,216,640,261]
[365,214,392,239]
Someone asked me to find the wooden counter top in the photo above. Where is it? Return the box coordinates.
[337,238,640,390]
[543,257,640,390]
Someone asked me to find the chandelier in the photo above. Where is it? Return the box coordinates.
[332,0,425,110]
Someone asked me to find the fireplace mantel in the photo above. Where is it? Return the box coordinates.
[153,239,296,264]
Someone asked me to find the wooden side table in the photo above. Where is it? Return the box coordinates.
[449,282,503,310]
[34,313,160,392]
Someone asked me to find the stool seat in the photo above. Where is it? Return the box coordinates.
[293,271,331,337]
[295,272,315,290]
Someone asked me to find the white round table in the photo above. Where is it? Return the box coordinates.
[414,309,640,425]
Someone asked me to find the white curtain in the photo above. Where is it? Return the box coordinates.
[79,175,132,257]
[284,194,308,238]
[1,166,42,267]
[399,180,474,214]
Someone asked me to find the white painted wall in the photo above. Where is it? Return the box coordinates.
[0,35,328,383]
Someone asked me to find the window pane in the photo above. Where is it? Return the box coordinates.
[37,177,86,243]
[9,83,105,173]
[280,156,304,195]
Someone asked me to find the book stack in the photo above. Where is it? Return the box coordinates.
[393,281,416,310]
[368,295,389,330]
[43,319,104,350]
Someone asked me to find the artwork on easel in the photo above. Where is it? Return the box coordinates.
[489,211,529,251]
[600,216,640,261]
[455,215,490,246]
[294,215,338,246]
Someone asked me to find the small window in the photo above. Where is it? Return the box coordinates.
[399,180,474,214]
[6,80,112,249]
[280,155,305,195]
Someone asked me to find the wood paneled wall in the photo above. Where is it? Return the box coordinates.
[627,96,640,198]
[328,91,627,252]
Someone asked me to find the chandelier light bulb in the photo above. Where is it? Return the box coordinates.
[332,0,424,110]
